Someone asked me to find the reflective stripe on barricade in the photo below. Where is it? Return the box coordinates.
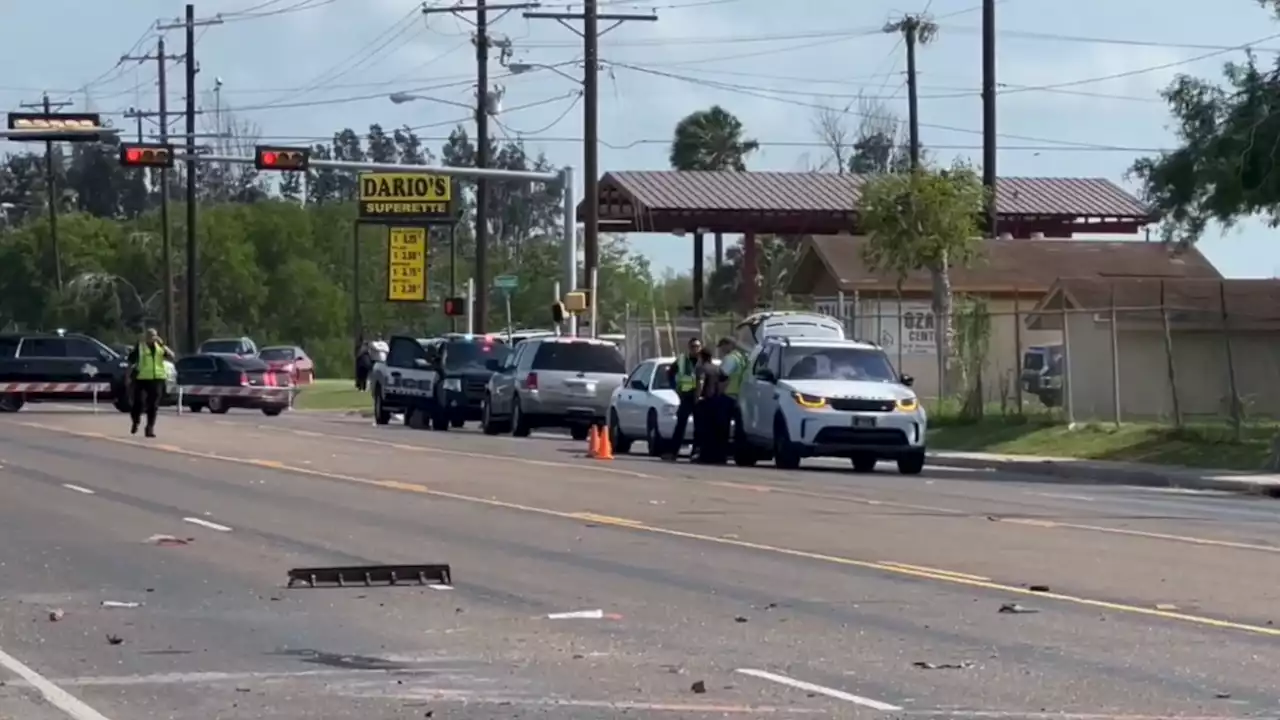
[1,382,111,393]
[174,384,298,414]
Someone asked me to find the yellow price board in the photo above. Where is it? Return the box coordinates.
[386,227,428,302]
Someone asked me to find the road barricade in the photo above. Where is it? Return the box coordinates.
[0,382,114,413]
[174,383,299,414]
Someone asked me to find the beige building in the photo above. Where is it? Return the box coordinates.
[787,235,1222,405]
[1027,277,1280,422]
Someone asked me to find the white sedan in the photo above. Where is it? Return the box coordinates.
[608,356,719,456]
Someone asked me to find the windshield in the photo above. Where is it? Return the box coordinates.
[532,342,626,373]
[259,347,296,361]
[782,346,898,383]
[445,341,510,370]
[1023,351,1044,371]
[202,340,250,354]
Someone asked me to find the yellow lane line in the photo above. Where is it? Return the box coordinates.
[22,420,1280,638]
[878,561,990,581]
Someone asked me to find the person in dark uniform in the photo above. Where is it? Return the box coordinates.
[693,348,729,464]
[127,328,175,438]
[663,337,702,461]
[354,338,371,392]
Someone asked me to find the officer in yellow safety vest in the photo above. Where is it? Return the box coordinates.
[707,337,748,462]
[127,328,175,438]
[662,337,703,460]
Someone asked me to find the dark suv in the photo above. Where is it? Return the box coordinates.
[0,332,129,412]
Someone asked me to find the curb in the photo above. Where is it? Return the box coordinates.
[926,453,1280,497]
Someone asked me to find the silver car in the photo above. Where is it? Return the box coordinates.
[481,336,627,441]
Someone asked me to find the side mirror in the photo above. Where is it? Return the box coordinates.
[629,379,647,391]
[900,374,914,387]
[484,358,500,371]
[413,358,430,369]
[757,369,777,384]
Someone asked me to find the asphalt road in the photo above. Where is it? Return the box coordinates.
[2,405,1279,719]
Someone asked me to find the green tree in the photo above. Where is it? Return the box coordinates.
[669,105,759,270]
[857,163,987,393]
[1129,13,1280,246]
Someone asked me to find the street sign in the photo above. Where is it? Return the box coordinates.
[493,275,518,291]
[358,172,455,225]
[386,227,428,302]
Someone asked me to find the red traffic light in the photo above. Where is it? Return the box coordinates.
[443,297,465,316]
[254,145,308,171]
[118,143,174,168]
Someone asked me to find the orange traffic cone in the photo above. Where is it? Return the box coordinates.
[587,425,600,458]
[596,424,614,461]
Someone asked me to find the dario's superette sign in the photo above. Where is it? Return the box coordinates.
[358,172,455,224]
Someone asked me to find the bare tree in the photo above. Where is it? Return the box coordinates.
[198,92,266,202]
[850,93,911,174]
[811,105,852,173]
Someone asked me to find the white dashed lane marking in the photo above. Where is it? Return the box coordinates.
[735,668,902,711]
[182,517,233,532]
[61,484,95,495]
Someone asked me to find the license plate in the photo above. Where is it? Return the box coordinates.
[852,415,876,428]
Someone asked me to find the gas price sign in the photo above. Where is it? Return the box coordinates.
[386,226,427,302]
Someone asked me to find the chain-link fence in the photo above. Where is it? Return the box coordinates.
[618,294,1280,429]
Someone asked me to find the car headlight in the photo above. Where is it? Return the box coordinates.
[896,397,918,411]
[442,378,462,392]
[791,392,827,409]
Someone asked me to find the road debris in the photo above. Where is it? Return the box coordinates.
[105,634,124,645]
[147,534,191,546]
[912,660,975,670]
[998,603,1039,614]
[1028,585,1051,592]
[101,601,142,609]
[734,615,749,623]
[690,680,707,694]
[47,608,64,622]
[286,563,451,588]
[546,609,621,620]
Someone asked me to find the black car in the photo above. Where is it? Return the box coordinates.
[0,331,130,412]
[175,353,291,415]
[430,335,511,427]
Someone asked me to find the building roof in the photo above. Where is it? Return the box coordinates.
[1046,277,1280,320]
[789,235,1221,294]
[585,171,1155,236]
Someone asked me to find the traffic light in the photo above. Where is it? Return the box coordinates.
[443,297,466,316]
[255,145,309,171]
[119,143,175,168]
[6,112,107,142]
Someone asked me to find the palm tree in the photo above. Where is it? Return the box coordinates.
[669,106,759,270]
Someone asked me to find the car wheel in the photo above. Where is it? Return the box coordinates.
[408,408,428,429]
[897,450,926,476]
[430,402,449,431]
[850,454,877,473]
[373,388,391,425]
[511,399,531,437]
[772,416,801,470]
[262,408,283,417]
[208,396,229,415]
[609,411,633,455]
[450,415,465,428]
[570,425,590,442]
[645,411,664,457]
[0,394,25,413]
[481,397,502,435]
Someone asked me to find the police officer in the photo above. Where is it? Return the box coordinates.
[663,337,702,461]
[715,336,748,454]
[127,328,174,438]
[694,348,730,464]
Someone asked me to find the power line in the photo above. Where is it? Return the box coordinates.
[941,24,1280,53]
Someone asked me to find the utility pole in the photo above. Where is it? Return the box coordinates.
[19,93,72,290]
[982,0,998,237]
[903,16,920,170]
[526,3,656,295]
[123,39,182,342]
[158,4,221,353]
[424,2,535,331]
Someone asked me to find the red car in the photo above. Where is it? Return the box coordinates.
[258,345,315,385]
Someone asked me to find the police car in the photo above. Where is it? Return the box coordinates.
[370,333,508,429]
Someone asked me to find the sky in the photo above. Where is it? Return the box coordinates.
[2,0,1279,279]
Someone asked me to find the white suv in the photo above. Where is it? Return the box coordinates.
[733,336,927,474]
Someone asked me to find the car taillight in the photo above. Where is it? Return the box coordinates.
[525,372,538,389]
[265,373,277,387]
[239,371,250,386]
